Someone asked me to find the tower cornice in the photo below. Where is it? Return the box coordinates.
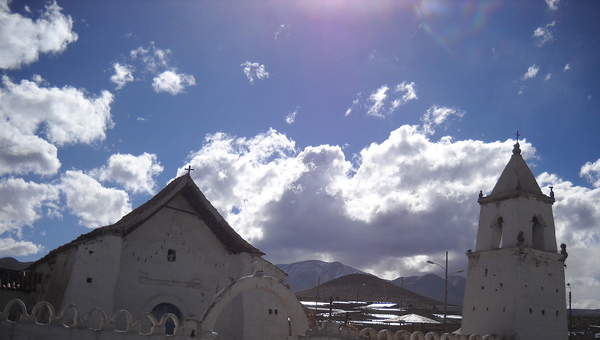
[478,190,555,205]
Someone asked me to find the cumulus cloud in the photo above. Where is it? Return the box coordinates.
[0,76,113,146]
[533,21,556,47]
[178,127,536,273]
[545,0,560,10]
[0,120,60,176]
[178,127,600,306]
[60,170,131,228]
[536,171,600,307]
[544,73,552,81]
[522,64,540,80]
[564,63,571,72]
[580,159,600,188]
[0,177,59,235]
[367,82,417,118]
[285,109,298,125]
[0,76,113,176]
[0,237,42,257]
[241,61,270,84]
[421,105,464,135]
[92,153,164,194]
[152,70,196,95]
[0,0,78,69]
[110,63,134,90]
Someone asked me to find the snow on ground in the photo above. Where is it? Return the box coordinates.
[433,313,462,319]
[387,313,440,324]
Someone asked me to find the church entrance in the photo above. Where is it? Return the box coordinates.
[151,302,182,335]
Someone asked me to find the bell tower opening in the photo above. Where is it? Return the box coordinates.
[532,216,545,251]
[490,217,504,249]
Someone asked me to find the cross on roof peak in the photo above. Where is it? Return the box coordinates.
[185,165,194,175]
[512,130,522,155]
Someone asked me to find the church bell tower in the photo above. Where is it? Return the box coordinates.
[461,140,567,339]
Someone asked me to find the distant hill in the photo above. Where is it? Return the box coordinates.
[277,260,366,292]
[391,273,466,306]
[0,257,31,271]
[296,273,441,308]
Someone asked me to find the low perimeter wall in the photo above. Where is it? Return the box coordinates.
[0,299,507,340]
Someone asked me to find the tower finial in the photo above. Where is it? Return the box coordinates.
[513,130,521,155]
[185,165,194,175]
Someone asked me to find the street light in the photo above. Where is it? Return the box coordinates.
[567,283,572,338]
[425,251,463,329]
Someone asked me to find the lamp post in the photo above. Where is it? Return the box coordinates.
[426,251,463,330]
[567,283,572,338]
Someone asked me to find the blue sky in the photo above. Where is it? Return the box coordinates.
[2,0,600,307]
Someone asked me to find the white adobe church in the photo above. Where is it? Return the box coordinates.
[17,173,309,339]
[461,140,568,339]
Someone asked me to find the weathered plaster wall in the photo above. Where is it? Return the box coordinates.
[31,247,77,309]
[61,235,123,314]
[461,248,567,339]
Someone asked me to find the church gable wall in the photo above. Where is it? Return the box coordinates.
[60,235,123,315]
[112,192,261,320]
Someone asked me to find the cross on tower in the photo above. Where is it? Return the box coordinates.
[185,165,194,175]
[516,130,520,142]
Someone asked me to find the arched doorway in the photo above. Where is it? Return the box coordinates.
[151,303,182,335]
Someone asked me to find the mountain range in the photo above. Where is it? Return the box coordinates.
[276,260,366,292]
[296,273,441,308]
[277,260,466,305]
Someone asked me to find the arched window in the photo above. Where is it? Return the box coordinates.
[151,303,182,335]
[532,216,545,251]
[490,217,503,249]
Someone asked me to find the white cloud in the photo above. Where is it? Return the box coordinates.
[285,109,298,125]
[60,170,131,228]
[130,42,171,73]
[152,70,196,95]
[0,0,78,69]
[367,85,389,117]
[179,127,600,307]
[522,64,540,80]
[241,61,270,84]
[545,0,560,10]
[345,97,360,117]
[274,24,289,40]
[580,159,600,188]
[421,105,464,135]
[0,76,112,176]
[110,63,134,90]
[367,82,417,118]
[533,21,556,47]
[0,237,42,257]
[394,81,418,106]
[0,120,61,176]
[0,177,59,235]
[178,127,534,269]
[564,63,571,72]
[544,73,552,81]
[0,76,114,146]
[536,171,600,307]
[92,153,164,194]
[32,74,44,84]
